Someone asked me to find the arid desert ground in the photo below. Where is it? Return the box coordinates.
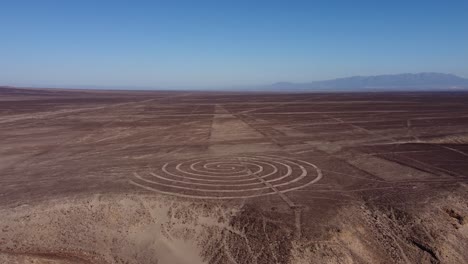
[0,86,467,264]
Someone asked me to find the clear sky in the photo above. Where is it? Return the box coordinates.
[1,0,467,88]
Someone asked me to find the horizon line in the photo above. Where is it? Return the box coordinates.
[2,71,468,91]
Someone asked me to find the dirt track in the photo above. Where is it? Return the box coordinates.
[0,87,467,263]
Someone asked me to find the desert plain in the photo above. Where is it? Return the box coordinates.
[0,87,467,263]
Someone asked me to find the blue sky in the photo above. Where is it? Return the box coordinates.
[1,0,467,88]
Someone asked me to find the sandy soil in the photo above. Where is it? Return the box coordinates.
[1,87,468,263]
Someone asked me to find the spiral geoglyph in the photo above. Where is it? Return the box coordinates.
[130,155,322,199]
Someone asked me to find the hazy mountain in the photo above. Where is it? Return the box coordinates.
[268,73,468,91]
[4,73,468,92]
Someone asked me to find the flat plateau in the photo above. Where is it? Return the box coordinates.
[1,87,467,263]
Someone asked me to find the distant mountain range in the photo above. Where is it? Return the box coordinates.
[3,73,468,92]
[266,73,468,91]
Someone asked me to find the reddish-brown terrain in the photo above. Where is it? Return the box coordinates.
[0,86,467,264]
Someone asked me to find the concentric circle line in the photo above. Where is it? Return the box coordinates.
[170,160,268,179]
[204,162,237,170]
[191,161,248,175]
[202,161,246,172]
[131,155,323,199]
[149,171,260,184]
[130,179,281,200]
[171,163,254,179]
[165,162,261,180]
[134,172,273,193]
[152,160,278,183]
[149,172,265,187]
[148,161,284,187]
[159,160,280,182]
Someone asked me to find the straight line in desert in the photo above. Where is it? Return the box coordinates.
[209,105,266,143]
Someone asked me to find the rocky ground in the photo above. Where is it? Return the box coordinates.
[1,87,467,263]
